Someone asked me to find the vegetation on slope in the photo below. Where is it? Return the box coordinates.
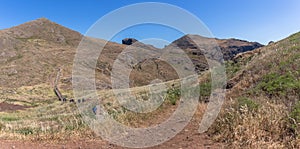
[208,32,300,148]
[0,18,299,148]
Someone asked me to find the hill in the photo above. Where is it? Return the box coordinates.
[208,32,300,148]
[0,18,81,88]
[0,18,298,148]
[0,18,263,89]
[171,34,263,61]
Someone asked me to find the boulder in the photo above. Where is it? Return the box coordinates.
[122,38,138,45]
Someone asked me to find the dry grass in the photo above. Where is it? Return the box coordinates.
[0,83,92,141]
[0,31,299,148]
[208,32,300,148]
[0,76,193,141]
[209,96,299,148]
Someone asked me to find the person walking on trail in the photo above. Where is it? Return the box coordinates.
[92,106,97,115]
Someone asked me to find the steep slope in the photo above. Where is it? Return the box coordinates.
[171,34,263,60]
[209,32,300,148]
[1,18,82,46]
[0,18,263,89]
[130,35,263,86]
[165,34,263,75]
[0,18,82,88]
[0,18,124,89]
[0,18,158,89]
[0,18,177,89]
[1,18,297,148]
[227,32,300,100]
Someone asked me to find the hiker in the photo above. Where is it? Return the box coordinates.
[92,106,97,115]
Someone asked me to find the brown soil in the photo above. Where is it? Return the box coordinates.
[0,102,28,112]
[0,134,222,149]
[0,104,224,149]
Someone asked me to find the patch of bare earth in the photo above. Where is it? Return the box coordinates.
[0,104,224,149]
[0,102,29,112]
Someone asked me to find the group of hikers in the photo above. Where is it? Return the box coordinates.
[61,98,85,103]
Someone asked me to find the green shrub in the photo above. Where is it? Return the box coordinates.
[0,116,19,122]
[258,73,300,96]
[225,61,241,78]
[166,88,181,105]
[16,127,34,135]
[236,97,260,112]
[107,108,120,119]
[199,82,211,102]
[65,125,76,131]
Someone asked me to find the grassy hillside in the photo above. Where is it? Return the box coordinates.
[208,32,300,148]
[0,18,299,148]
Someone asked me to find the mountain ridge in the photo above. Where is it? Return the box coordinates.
[0,18,263,88]
[0,18,299,148]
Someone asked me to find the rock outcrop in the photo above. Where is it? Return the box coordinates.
[122,38,138,45]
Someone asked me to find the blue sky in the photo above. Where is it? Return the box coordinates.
[1,0,300,46]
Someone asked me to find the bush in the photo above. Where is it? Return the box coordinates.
[16,127,34,135]
[199,82,211,102]
[258,72,300,96]
[0,116,19,122]
[236,97,260,112]
[226,61,241,74]
[166,88,181,105]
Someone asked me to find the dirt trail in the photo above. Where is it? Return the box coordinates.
[0,104,224,149]
[0,102,29,112]
[0,133,222,149]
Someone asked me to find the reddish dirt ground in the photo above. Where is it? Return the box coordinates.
[0,104,224,149]
[0,133,223,149]
[0,102,29,112]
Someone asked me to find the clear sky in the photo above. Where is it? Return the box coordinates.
[1,0,300,46]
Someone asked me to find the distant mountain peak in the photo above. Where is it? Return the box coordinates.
[169,34,264,60]
[36,17,51,22]
[3,18,82,46]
